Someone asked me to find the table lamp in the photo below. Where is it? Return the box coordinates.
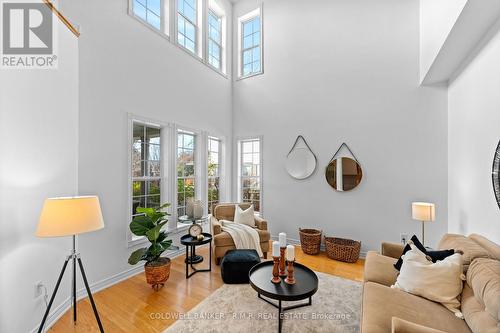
[36,196,105,333]
[411,202,435,246]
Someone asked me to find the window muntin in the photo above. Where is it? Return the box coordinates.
[132,123,162,218]
[177,0,197,54]
[241,16,261,77]
[133,0,162,30]
[208,10,222,70]
[177,130,196,217]
[239,138,261,213]
[207,137,221,214]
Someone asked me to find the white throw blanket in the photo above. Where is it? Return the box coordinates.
[220,220,263,257]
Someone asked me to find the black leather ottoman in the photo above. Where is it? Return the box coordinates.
[221,249,261,284]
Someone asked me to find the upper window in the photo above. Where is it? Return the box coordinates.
[207,136,221,214]
[131,122,162,219]
[132,0,164,31]
[238,7,262,78]
[177,0,198,54]
[238,138,262,214]
[208,11,222,70]
[177,130,196,217]
[130,0,227,75]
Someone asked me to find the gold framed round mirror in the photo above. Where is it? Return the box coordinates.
[325,157,363,191]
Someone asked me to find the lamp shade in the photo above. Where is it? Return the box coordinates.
[411,202,435,222]
[36,196,104,237]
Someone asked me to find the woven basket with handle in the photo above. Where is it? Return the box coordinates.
[325,237,361,263]
[299,228,322,255]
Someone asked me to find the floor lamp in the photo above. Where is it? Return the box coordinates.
[411,202,435,246]
[36,196,105,333]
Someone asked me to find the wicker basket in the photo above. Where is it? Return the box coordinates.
[325,237,361,263]
[299,228,322,255]
[144,257,171,291]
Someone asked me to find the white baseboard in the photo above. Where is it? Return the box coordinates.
[270,235,367,259]
[31,247,186,333]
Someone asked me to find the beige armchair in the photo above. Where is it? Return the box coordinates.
[211,203,270,265]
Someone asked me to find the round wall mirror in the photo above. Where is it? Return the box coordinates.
[325,157,363,191]
[493,140,500,209]
[286,148,317,179]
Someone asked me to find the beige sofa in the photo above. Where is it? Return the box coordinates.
[210,203,270,265]
[362,233,500,333]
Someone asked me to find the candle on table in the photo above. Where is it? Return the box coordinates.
[286,244,295,261]
[279,232,286,248]
[272,241,280,257]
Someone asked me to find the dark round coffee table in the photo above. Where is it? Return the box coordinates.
[180,233,212,279]
[249,260,318,332]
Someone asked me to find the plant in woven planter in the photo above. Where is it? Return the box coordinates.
[128,203,176,291]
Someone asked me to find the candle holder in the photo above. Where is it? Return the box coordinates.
[271,256,281,283]
[279,247,287,277]
[285,260,296,285]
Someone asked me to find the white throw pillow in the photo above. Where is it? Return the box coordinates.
[392,244,465,318]
[234,205,255,227]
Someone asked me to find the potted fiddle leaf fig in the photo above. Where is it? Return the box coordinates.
[128,203,176,290]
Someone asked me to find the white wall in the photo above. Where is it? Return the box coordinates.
[0,22,79,333]
[448,27,500,243]
[232,0,449,252]
[60,0,233,299]
[419,0,467,81]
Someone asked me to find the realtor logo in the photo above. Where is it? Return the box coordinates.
[1,0,58,69]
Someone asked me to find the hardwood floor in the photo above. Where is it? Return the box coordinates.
[48,243,364,333]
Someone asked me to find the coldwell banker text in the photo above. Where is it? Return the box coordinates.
[1,0,58,69]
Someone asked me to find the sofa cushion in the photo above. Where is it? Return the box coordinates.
[392,245,464,316]
[466,258,500,321]
[469,234,500,261]
[362,282,471,333]
[438,234,491,272]
[364,251,399,287]
[461,282,500,333]
[394,235,455,271]
[391,317,448,333]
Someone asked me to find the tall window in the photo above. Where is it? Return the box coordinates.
[177,0,197,54]
[240,12,261,77]
[238,138,261,213]
[208,10,222,70]
[132,0,162,30]
[177,130,196,217]
[132,123,161,219]
[207,137,221,214]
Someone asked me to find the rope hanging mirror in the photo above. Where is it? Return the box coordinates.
[325,143,363,191]
[285,135,317,180]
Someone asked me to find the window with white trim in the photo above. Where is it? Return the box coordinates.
[177,0,198,54]
[131,122,162,218]
[238,7,262,78]
[177,130,196,217]
[132,0,167,32]
[207,136,221,214]
[238,138,262,213]
[208,10,222,70]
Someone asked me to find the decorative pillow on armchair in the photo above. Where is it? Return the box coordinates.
[234,205,255,227]
[392,244,465,318]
